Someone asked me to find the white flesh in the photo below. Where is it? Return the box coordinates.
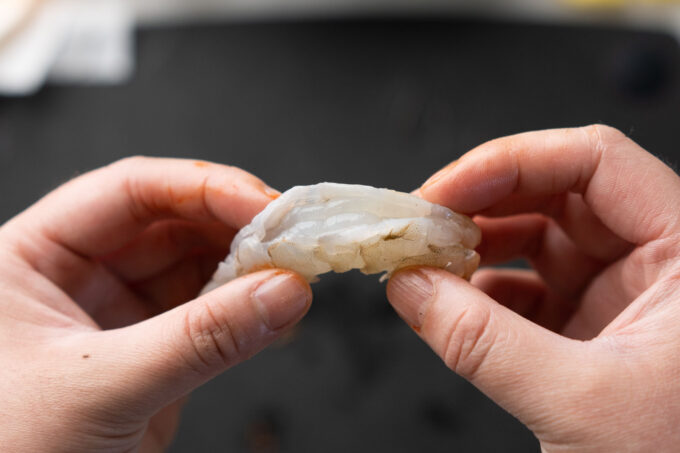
[202,183,481,292]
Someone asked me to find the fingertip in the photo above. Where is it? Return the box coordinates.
[388,267,472,330]
[421,160,461,192]
[252,270,312,331]
[262,185,281,200]
[204,171,279,228]
[238,170,280,203]
[431,157,519,214]
[469,267,498,288]
[419,154,497,215]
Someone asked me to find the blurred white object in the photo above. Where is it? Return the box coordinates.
[0,0,70,95]
[0,0,133,96]
[50,1,133,85]
[0,0,39,43]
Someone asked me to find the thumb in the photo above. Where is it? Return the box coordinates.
[386,267,585,425]
[86,269,311,416]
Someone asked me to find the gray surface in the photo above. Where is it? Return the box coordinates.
[0,17,679,453]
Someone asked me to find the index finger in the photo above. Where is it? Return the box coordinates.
[9,157,279,257]
[420,125,680,246]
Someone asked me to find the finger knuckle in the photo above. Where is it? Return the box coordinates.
[442,304,496,379]
[112,156,164,222]
[182,303,241,374]
[583,124,628,153]
[159,221,188,250]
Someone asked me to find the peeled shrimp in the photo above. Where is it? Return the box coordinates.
[202,183,480,293]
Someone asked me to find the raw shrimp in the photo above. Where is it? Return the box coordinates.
[202,183,480,293]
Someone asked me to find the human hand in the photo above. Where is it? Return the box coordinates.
[0,157,312,452]
[386,125,680,452]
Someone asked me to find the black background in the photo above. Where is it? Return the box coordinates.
[1,17,679,453]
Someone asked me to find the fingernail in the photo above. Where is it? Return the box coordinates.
[387,269,434,329]
[262,185,281,200]
[254,273,311,330]
[421,160,459,191]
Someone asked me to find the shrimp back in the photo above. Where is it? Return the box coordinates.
[202,183,481,292]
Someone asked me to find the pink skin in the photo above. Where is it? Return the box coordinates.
[3,128,679,452]
[0,157,312,452]
[387,125,680,452]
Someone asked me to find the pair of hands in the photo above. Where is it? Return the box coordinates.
[1,125,679,452]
